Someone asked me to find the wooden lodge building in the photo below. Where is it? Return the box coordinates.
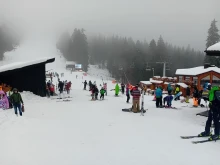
[175,64,220,90]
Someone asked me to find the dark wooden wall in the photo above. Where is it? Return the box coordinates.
[0,63,46,97]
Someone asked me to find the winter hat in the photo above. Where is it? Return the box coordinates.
[13,88,18,91]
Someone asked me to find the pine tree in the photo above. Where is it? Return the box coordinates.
[204,19,220,66]
[206,19,220,48]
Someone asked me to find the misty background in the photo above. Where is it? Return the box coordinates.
[0,0,220,83]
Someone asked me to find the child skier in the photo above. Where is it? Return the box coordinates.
[100,87,106,100]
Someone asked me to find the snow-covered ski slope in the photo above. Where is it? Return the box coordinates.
[0,36,220,165]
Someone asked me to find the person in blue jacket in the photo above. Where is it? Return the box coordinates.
[155,86,163,108]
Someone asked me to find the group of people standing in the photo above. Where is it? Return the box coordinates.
[0,87,24,116]
[46,79,72,98]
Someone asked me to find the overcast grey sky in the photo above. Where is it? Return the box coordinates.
[0,0,219,51]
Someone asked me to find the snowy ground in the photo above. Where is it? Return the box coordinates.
[0,37,220,165]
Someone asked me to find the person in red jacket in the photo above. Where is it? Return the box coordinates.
[131,84,141,113]
[66,81,71,94]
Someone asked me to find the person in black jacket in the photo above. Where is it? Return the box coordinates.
[193,85,199,106]
[58,81,64,98]
[84,80,87,90]
[185,86,191,103]
[121,83,125,94]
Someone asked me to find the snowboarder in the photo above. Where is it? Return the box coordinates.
[100,87,106,100]
[174,85,180,100]
[84,80,87,90]
[115,83,120,96]
[10,88,24,116]
[198,86,220,141]
[131,84,141,113]
[121,83,125,94]
[126,84,130,103]
[155,86,163,108]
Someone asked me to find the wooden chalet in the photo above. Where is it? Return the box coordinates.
[175,65,220,91]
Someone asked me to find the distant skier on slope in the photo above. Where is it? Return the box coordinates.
[58,80,64,98]
[100,87,106,100]
[103,83,107,96]
[84,80,87,90]
[115,83,120,96]
[126,84,130,103]
[121,83,125,94]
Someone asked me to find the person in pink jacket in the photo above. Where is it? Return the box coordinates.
[0,90,9,110]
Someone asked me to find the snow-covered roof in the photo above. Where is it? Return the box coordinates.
[153,76,160,78]
[175,66,220,76]
[140,81,152,85]
[177,83,188,88]
[0,57,55,73]
[207,42,220,51]
[150,78,163,84]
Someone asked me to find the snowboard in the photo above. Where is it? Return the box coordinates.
[173,92,182,100]
[122,108,147,113]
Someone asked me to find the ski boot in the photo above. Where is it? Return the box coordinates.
[208,135,220,141]
[198,131,212,137]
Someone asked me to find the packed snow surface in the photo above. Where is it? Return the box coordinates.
[1,36,220,165]
[176,66,220,76]
[207,42,220,51]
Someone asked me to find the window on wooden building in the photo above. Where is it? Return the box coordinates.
[200,75,210,87]
[212,76,220,86]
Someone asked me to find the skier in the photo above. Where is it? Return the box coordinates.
[131,84,141,113]
[155,86,163,108]
[185,85,191,103]
[121,83,125,94]
[58,80,64,98]
[100,87,106,100]
[94,86,99,100]
[115,83,120,96]
[198,86,220,141]
[89,80,92,91]
[10,88,24,116]
[84,80,87,90]
[103,83,107,96]
[126,84,130,103]
[66,81,71,95]
[167,83,173,95]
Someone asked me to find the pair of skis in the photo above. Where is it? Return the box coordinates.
[180,135,220,144]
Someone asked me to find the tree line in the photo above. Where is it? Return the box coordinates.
[56,19,219,84]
